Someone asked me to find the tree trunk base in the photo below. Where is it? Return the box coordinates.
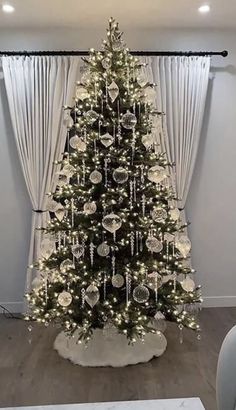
[54,327,167,367]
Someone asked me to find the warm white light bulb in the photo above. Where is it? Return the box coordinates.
[2,3,15,13]
[198,4,210,13]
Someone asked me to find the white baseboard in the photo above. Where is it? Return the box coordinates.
[0,301,24,313]
[203,296,236,308]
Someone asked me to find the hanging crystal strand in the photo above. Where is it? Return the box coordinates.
[81,288,86,307]
[111,250,116,275]
[172,240,175,257]
[113,231,116,242]
[82,159,86,185]
[131,128,136,164]
[133,177,137,202]
[154,272,158,303]
[113,123,116,143]
[77,173,80,186]
[166,240,169,264]
[140,164,145,184]
[117,100,122,144]
[72,236,75,265]
[125,273,131,306]
[173,272,177,292]
[98,120,102,139]
[63,232,66,247]
[104,157,109,187]
[82,237,86,258]
[179,324,184,344]
[71,198,75,228]
[58,231,61,250]
[130,231,135,256]
[90,242,95,266]
[138,102,141,120]
[135,231,139,255]
[129,180,133,209]
[101,95,104,114]
[44,276,48,304]
[94,81,97,104]
[139,232,143,252]
[127,64,130,94]
[103,273,107,301]
[105,77,108,103]
[141,194,146,216]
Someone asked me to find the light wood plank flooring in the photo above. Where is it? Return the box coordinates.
[0,307,236,410]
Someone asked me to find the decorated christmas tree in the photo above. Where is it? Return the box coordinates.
[26,18,202,343]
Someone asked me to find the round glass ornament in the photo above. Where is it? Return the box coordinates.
[148,165,168,184]
[102,213,122,233]
[151,207,167,222]
[97,242,110,257]
[85,109,99,124]
[113,167,128,184]
[100,132,114,147]
[133,285,150,303]
[83,201,97,214]
[89,170,102,184]
[102,57,112,70]
[112,274,124,288]
[181,277,195,292]
[121,110,137,129]
[146,236,163,253]
[58,291,72,307]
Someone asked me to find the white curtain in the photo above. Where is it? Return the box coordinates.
[2,56,80,292]
[141,56,210,210]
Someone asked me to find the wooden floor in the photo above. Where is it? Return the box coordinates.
[0,308,236,410]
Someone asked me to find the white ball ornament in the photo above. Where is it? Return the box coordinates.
[102,213,122,233]
[169,207,180,221]
[83,201,97,215]
[148,165,168,184]
[58,291,72,307]
[121,110,137,129]
[181,277,195,292]
[69,135,80,149]
[97,242,110,257]
[89,170,102,184]
[112,274,124,288]
[146,236,163,253]
[151,207,167,222]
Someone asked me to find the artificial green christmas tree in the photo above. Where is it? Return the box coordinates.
[26,18,201,344]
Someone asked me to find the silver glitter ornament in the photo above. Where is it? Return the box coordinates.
[142,134,154,149]
[58,291,72,307]
[133,285,150,303]
[148,165,168,184]
[76,85,89,101]
[100,132,114,147]
[85,284,100,307]
[69,135,80,149]
[175,235,191,257]
[181,277,195,292]
[60,259,74,272]
[40,238,55,260]
[55,206,65,221]
[108,81,119,103]
[83,201,97,214]
[97,242,110,257]
[46,198,60,212]
[151,207,167,222]
[32,276,44,291]
[60,164,76,178]
[102,57,112,69]
[85,109,99,124]
[71,244,84,259]
[89,170,102,184]
[121,110,137,129]
[102,213,122,233]
[112,274,124,288]
[169,208,180,221]
[146,236,163,253]
[146,272,162,290]
[113,167,128,184]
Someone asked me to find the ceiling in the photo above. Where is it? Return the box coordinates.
[0,0,235,30]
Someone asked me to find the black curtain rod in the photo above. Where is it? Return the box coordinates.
[0,50,228,57]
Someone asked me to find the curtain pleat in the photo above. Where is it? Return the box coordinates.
[2,55,80,292]
[141,55,210,210]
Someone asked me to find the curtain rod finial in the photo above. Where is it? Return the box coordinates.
[222,50,228,57]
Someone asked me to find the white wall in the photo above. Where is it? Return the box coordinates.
[0,27,235,311]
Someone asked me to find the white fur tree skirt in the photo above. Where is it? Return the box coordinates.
[54,327,167,367]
